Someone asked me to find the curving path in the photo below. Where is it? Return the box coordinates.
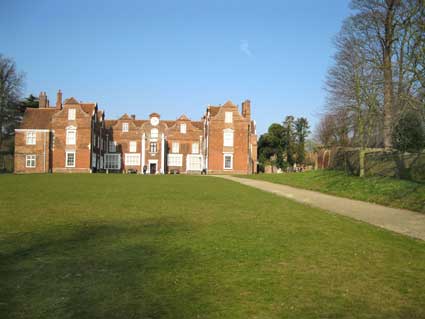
[215,175,425,241]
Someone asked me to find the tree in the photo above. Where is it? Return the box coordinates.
[282,116,296,166]
[392,109,425,152]
[294,117,310,164]
[0,54,23,151]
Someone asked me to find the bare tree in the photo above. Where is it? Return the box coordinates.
[0,54,23,151]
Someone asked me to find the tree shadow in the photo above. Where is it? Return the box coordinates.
[0,219,216,319]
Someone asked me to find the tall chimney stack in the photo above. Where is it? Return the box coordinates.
[56,89,62,109]
[242,99,251,120]
[38,92,47,108]
[131,114,136,120]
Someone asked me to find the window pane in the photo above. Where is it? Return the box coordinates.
[122,123,129,132]
[172,142,179,153]
[180,124,186,134]
[223,132,233,147]
[150,142,157,153]
[66,152,75,167]
[151,128,158,139]
[225,112,233,123]
[130,141,136,152]
[68,109,76,120]
[66,130,76,145]
[192,143,199,154]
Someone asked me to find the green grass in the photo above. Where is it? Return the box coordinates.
[241,170,425,213]
[1,174,424,319]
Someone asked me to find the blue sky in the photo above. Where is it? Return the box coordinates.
[1,0,350,134]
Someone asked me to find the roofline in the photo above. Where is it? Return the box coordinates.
[15,129,51,132]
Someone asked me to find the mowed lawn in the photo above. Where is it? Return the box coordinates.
[1,175,425,319]
[242,170,425,213]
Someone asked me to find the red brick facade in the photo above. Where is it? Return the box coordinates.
[15,91,257,174]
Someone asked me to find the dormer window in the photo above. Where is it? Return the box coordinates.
[122,123,129,132]
[68,109,76,120]
[180,123,187,134]
[225,112,233,123]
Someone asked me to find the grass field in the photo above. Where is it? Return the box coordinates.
[242,170,425,213]
[1,174,424,318]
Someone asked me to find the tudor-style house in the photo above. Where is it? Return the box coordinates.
[15,91,257,174]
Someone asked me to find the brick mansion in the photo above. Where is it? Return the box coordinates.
[14,91,258,174]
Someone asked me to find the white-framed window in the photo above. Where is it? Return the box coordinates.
[26,131,36,145]
[125,153,140,166]
[223,129,234,147]
[224,153,233,170]
[25,154,36,168]
[225,111,233,123]
[66,128,76,145]
[105,153,121,169]
[172,142,179,153]
[68,108,76,120]
[151,128,158,139]
[109,141,116,152]
[129,141,137,152]
[122,122,129,132]
[192,142,199,154]
[66,151,76,167]
[150,142,157,153]
[168,154,183,167]
[187,155,202,171]
[180,123,187,134]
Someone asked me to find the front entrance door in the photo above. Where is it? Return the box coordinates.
[150,163,157,174]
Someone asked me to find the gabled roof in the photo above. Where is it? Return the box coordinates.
[177,114,190,121]
[19,108,59,129]
[223,100,236,107]
[163,120,176,128]
[209,106,221,117]
[63,97,79,104]
[118,113,132,120]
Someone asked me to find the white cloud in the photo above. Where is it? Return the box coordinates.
[240,40,253,57]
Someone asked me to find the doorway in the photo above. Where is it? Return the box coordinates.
[149,162,157,174]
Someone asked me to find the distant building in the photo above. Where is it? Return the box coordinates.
[15,90,257,174]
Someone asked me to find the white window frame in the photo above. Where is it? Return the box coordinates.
[68,108,76,120]
[66,127,76,145]
[172,142,179,154]
[187,154,202,171]
[192,142,199,154]
[224,153,233,170]
[122,122,129,132]
[223,129,234,147]
[26,131,36,145]
[129,141,137,153]
[125,153,140,166]
[180,123,187,134]
[105,153,121,169]
[151,128,159,139]
[25,154,36,168]
[66,151,76,168]
[150,142,157,153]
[168,154,183,167]
[225,111,233,123]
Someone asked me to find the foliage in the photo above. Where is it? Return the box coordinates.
[258,116,310,169]
[316,0,425,150]
[392,109,425,153]
[1,174,425,318]
[0,54,24,151]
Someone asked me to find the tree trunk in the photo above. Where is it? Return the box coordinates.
[383,0,396,149]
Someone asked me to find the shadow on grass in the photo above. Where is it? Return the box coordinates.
[0,219,214,319]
